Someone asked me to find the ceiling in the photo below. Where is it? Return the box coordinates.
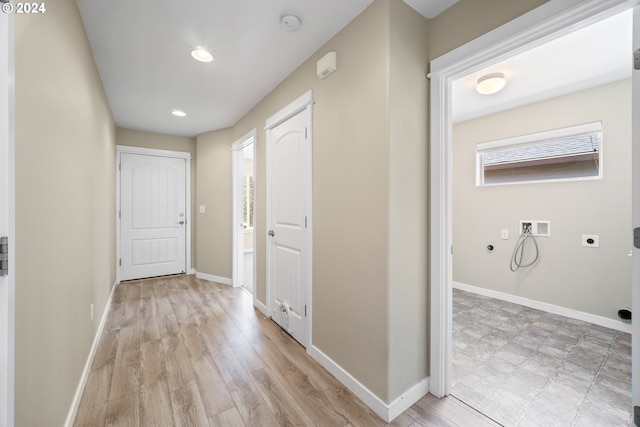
[452,9,632,123]
[80,0,458,137]
[81,1,628,137]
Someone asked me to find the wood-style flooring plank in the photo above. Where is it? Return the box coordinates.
[74,275,502,427]
[104,395,139,427]
[209,407,246,427]
[171,382,209,427]
[139,340,174,426]
[250,367,313,426]
[189,349,236,418]
[108,324,140,403]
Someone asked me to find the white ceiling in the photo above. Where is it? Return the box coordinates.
[80,0,455,137]
[452,9,633,123]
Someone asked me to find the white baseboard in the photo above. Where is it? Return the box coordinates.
[195,271,232,286]
[308,345,429,423]
[453,281,632,334]
[253,298,269,317]
[64,280,118,427]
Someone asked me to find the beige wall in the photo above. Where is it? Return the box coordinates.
[194,0,430,402]
[116,127,197,265]
[195,128,234,278]
[14,0,116,424]
[428,0,549,58]
[387,0,430,400]
[453,79,632,321]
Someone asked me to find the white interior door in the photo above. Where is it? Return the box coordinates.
[632,6,639,424]
[120,152,187,281]
[0,7,14,426]
[266,94,312,348]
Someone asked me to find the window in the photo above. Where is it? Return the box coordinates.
[476,122,602,186]
[242,174,254,229]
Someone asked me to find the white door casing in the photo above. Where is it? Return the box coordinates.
[632,4,640,420]
[266,91,313,349]
[429,0,640,399]
[0,7,15,426]
[117,147,190,281]
[232,130,256,291]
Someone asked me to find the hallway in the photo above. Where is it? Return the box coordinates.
[73,275,498,426]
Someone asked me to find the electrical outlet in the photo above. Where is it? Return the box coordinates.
[90,303,94,321]
[199,205,206,213]
[501,229,509,240]
[582,234,599,248]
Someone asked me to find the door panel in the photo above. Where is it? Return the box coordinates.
[120,153,186,280]
[268,109,310,346]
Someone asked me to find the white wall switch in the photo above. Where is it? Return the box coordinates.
[501,229,509,240]
[199,205,206,213]
[582,234,599,248]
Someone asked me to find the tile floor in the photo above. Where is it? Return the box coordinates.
[452,288,633,427]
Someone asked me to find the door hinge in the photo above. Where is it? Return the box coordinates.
[118,211,121,219]
[305,305,307,317]
[305,127,308,139]
[634,48,640,71]
[0,237,8,276]
[634,405,639,426]
[119,258,121,266]
[119,163,121,171]
[634,227,640,249]
[305,216,307,228]
[451,245,454,255]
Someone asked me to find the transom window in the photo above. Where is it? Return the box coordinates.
[476,122,602,186]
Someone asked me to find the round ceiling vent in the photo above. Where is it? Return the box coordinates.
[281,14,302,32]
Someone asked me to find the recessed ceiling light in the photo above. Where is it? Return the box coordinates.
[476,72,506,95]
[171,109,187,117]
[191,47,214,63]
[280,14,302,32]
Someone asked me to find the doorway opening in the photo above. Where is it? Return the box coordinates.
[232,131,256,295]
[448,10,634,426]
[429,0,639,425]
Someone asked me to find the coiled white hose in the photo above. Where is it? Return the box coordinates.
[510,226,539,272]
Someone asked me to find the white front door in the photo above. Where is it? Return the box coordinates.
[0,8,14,426]
[119,152,187,281]
[266,92,313,348]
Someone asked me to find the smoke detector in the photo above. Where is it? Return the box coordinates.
[281,14,302,32]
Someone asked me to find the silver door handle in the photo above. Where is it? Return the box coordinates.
[268,230,275,236]
[177,221,185,225]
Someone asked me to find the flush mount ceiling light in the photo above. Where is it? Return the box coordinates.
[280,14,302,31]
[171,109,187,117]
[476,72,506,95]
[190,47,214,63]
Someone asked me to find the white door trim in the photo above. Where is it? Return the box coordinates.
[632,4,640,417]
[265,90,313,349]
[0,8,15,426]
[115,145,192,282]
[429,0,640,398]
[231,130,257,292]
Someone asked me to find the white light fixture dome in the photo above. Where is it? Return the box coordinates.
[281,14,302,31]
[476,72,506,95]
[171,109,187,117]
[191,47,214,63]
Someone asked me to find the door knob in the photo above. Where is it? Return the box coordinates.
[177,221,185,225]
[268,230,275,236]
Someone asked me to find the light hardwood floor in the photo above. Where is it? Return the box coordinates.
[73,275,500,427]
